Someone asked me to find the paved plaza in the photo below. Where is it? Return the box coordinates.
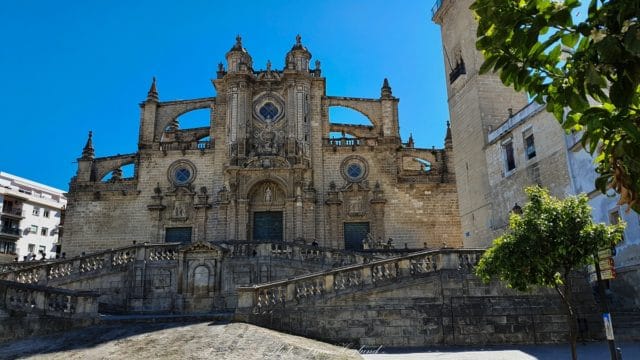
[362,342,640,360]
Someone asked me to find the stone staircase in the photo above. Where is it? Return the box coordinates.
[0,241,380,287]
[234,248,631,347]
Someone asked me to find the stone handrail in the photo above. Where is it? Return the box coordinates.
[0,279,99,318]
[0,242,182,285]
[215,241,383,266]
[236,248,484,316]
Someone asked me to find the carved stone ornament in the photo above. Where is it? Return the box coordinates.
[251,122,284,156]
[180,239,224,255]
[341,182,369,217]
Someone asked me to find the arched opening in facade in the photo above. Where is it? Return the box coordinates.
[100,163,135,182]
[247,181,286,242]
[328,107,373,126]
[168,108,211,130]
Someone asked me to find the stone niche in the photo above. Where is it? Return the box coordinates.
[179,241,224,312]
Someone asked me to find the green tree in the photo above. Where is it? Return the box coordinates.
[475,187,624,360]
[471,0,640,212]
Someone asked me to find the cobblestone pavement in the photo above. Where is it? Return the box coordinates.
[361,342,640,360]
[0,322,362,360]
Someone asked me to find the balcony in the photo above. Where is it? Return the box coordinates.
[1,207,24,219]
[0,227,21,239]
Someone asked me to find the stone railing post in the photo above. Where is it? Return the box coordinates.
[34,290,46,313]
[136,244,146,261]
[361,266,372,285]
[438,251,457,270]
[37,267,48,286]
[324,273,334,293]
[257,243,269,257]
[286,283,296,303]
[236,288,255,308]
[397,258,411,277]
[74,294,99,318]
[72,257,82,276]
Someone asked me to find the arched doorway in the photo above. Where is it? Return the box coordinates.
[248,181,286,241]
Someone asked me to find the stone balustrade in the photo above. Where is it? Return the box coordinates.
[0,279,99,318]
[237,248,484,316]
[216,241,380,267]
[0,240,386,288]
[0,243,182,286]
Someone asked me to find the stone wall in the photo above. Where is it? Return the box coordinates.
[237,249,609,347]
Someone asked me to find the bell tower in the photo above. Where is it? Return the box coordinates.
[433,0,528,247]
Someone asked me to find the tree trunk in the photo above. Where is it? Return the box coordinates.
[557,276,579,360]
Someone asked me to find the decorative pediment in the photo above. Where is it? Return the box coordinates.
[180,240,225,255]
[340,180,370,218]
[166,186,196,221]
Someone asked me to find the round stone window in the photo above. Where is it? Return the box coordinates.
[347,163,362,179]
[341,156,368,182]
[168,160,196,186]
[259,102,279,121]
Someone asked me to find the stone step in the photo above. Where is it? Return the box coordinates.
[98,311,234,325]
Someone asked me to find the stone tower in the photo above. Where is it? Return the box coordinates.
[433,0,528,247]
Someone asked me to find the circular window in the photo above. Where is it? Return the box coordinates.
[347,163,362,179]
[174,168,191,184]
[341,156,368,182]
[168,160,196,186]
[259,102,279,120]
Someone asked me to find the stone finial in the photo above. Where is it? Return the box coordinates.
[315,60,321,69]
[217,62,226,78]
[229,35,246,53]
[381,78,393,98]
[81,131,95,160]
[266,60,272,71]
[407,133,415,148]
[445,120,452,145]
[289,34,310,54]
[147,77,158,101]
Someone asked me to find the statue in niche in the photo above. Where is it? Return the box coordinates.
[348,196,363,215]
[264,186,273,203]
[173,200,186,218]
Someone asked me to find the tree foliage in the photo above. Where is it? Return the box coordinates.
[475,186,624,359]
[471,0,640,212]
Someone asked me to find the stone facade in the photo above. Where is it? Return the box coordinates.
[62,36,462,257]
[484,103,573,234]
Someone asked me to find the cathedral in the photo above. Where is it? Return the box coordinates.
[62,35,462,257]
[3,1,639,347]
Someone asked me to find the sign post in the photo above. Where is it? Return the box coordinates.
[594,251,618,360]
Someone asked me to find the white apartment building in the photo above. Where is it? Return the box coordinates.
[0,171,67,262]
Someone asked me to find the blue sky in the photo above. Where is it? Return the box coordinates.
[0,0,448,190]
